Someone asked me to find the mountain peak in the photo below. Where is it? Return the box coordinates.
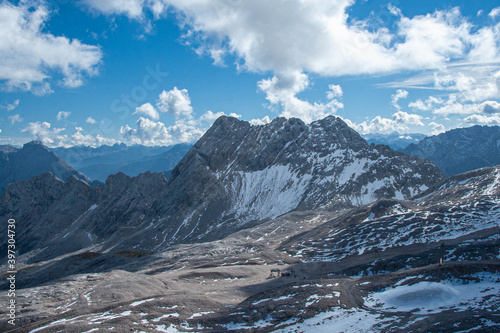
[0,141,90,191]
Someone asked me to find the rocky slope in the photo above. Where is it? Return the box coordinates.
[403,125,500,176]
[0,116,445,263]
[152,116,443,244]
[1,165,498,332]
[0,141,90,191]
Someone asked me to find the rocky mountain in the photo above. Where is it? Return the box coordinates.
[0,141,90,191]
[403,125,500,176]
[52,143,192,181]
[362,132,426,151]
[1,157,498,332]
[0,116,445,265]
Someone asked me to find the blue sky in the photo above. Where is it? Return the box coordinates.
[0,0,499,147]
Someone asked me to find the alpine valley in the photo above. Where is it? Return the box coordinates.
[1,116,499,332]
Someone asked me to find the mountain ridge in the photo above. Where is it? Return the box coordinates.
[403,125,500,176]
[0,115,445,262]
[0,140,90,191]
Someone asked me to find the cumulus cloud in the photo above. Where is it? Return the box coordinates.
[258,71,343,123]
[393,111,424,126]
[158,87,193,118]
[71,127,120,147]
[21,121,67,147]
[86,2,500,74]
[86,117,97,124]
[249,116,271,126]
[0,1,102,95]
[391,89,409,110]
[463,114,500,125]
[121,87,240,146]
[8,114,23,124]
[409,96,444,111]
[56,111,71,121]
[199,110,240,123]
[133,102,160,120]
[343,111,424,134]
[489,7,500,19]
[79,1,500,123]
[21,121,119,147]
[429,121,446,135]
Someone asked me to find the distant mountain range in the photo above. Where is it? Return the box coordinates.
[0,141,90,191]
[52,143,192,181]
[403,125,500,176]
[362,132,427,151]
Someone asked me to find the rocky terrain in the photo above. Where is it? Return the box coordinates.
[0,165,498,332]
[0,141,90,191]
[0,116,498,332]
[403,125,500,176]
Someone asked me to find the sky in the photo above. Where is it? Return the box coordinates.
[0,0,499,147]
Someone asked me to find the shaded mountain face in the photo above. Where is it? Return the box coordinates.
[0,116,445,261]
[52,143,192,181]
[0,173,99,259]
[403,125,500,176]
[362,132,427,151]
[0,141,90,191]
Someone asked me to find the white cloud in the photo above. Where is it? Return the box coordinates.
[409,96,444,111]
[80,1,500,124]
[8,114,23,124]
[488,7,500,19]
[343,111,424,134]
[0,2,102,95]
[249,116,271,126]
[120,117,171,146]
[71,127,120,147]
[21,121,67,147]
[199,110,241,123]
[463,114,500,125]
[86,116,97,124]
[433,100,500,116]
[393,111,424,126]
[429,121,446,135]
[90,2,500,76]
[4,99,20,111]
[326,84,343,99]
[56,111,71,121]
[121,87,238,145]
[158,87,193,118]
[82,0,145,19]
[133,102,160,120]
[391,89,409,110]
[258,71,343,123]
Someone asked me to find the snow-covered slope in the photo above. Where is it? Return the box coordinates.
[281,165,500,268]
